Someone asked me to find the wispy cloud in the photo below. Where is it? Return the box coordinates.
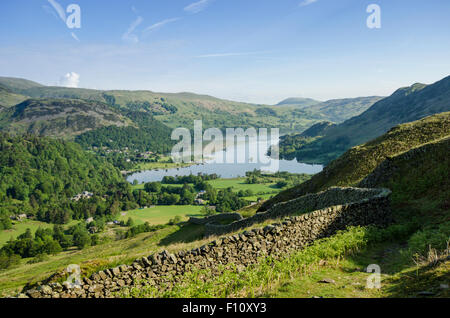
[71,32,80,42]
[195,51,267,58]
[122,16,144,44]
[184,0,213,14]
[47,0,66,22]
[43,0,81,41]
[299,0,318,7]
[143,18,180,33]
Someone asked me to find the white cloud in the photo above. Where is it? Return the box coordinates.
[58,72,80,88]
[143,18,180,33]
[184,0,213,14]
[122,16,144,44]
[299,0,318,7]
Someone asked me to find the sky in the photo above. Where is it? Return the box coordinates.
[0,0,449,104]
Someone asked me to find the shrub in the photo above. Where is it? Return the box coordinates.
[408,221,450,257]
[0,252,21,270]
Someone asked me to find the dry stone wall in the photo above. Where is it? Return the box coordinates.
[188,213,243,225]
[204,187,389,236]
[23,187,392,298]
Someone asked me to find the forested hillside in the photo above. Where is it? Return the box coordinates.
[75,110,174,153]
[0,133,123,217]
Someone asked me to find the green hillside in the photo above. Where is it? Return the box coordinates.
[275,121,336,159]
[0,77,43,92]
[0,76,384,135]
[0,98,132,138]
[0,85,28,108]
[281,76,450,164]
[75,110,175,153]
[260,111,450,211]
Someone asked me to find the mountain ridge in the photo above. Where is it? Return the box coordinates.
[278,75,450,164]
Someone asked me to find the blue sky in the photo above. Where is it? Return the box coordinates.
[0,0,449,104]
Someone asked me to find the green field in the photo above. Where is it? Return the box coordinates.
[0,219,79,247]
[207,178,279,194]
[118,206,203,226]
[132,156,194,172]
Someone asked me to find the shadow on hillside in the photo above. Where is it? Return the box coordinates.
[158,223,205,247]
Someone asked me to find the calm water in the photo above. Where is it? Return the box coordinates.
[127,138,323,183]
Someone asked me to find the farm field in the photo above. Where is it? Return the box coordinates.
[0,219,79,247]
[118,205,203,226]
[207,178,280,194]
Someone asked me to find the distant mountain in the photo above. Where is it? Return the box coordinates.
[304,96,384,123]
[277,96,383,124]
[276,97,321,108]
[260,111,450,211]
[0,84,28,107]
[0,98,131,138]
[296,121,336,138]
[0,76,403,141]
[0,76,43,91]
[281,75,450,164]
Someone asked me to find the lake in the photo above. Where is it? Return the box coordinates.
[127,137,323,183]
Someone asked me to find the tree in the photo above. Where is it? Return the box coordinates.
[144,182,162,193]
[73,228,91,249]
[126,217,135,227]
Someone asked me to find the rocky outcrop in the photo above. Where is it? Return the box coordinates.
[22,186,391,298]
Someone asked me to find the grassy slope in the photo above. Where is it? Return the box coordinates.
[207,178,279,194]
[0,224,206,296]
[118,206,203,225]
[267,135,450,298]
[0,86,28,107]
[0,77,43,91]
[260,112,450,211]
[286,76,450,164]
